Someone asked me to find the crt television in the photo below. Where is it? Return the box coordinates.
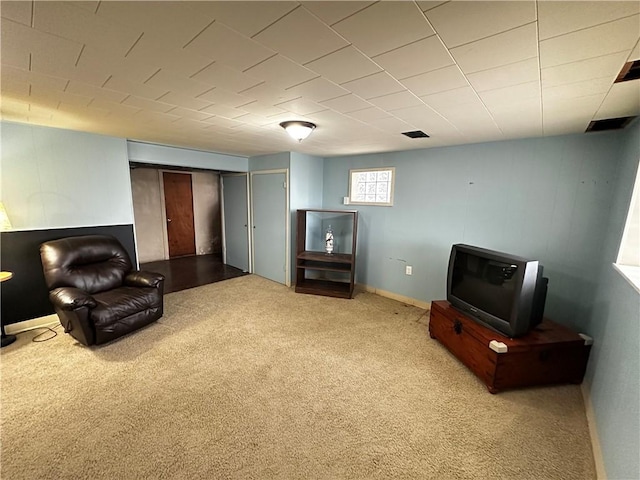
[446,244,548,338]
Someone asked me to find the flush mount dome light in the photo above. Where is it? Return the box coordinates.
[280,121,316,142]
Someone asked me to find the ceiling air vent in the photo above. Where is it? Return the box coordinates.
[402,130,429,138]
[615,60,640,83]
[586,116,636,133]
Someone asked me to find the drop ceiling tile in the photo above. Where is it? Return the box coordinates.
[368,91,423,111]
[66,81,129,104]
[286,77,349,102]
[347,107,392,122]
[244,55,318,89]
[304,46,382,85]
[0,19,31,69]
[425,1,535,48]
[372,36,454,80]
[1,1,32,26]
[122,95,175,113]
[184,21,275,72]
[196,88,252,107]
[421,86,479,111]
[416,2,449,12]
[104,76,169,101]
[87,98,141,116]
[390,104,456,135]
[490,99,542,135]
[544,92,605,117]
[538,1,640,41]
[238,83,300,104]
[165,107,213,122]
[543,77,613,102]
[332,2,434,57]
[341,72,405,100]
[400,65,469,96]
[73,2,100,14]
[301,2,374,26]
[1,65,68,92]
[156,91,213,111]
[254,7,348,64]
[2,18,83,74]
[125,33,214,78]
[34,2,143,57]
[144,70,211,98]
[233,112,274,127]
[319,94,372,114]
[450,23,538,74]
[541,52,627,88]
[236,101,287,117]
[193,2,297,37]
[97,1,215,47]
[478,81,541,110]
[595,81,640,119]
[466,58,539,92]
[540,15,640,68]
[274,97,328,115]
[368,116,415,133]
[76,45,159,85]
[191,63,262,93]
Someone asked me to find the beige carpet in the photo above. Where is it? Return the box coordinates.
[1,275,595,479]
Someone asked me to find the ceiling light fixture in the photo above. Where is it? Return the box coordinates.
[280,121,316,142]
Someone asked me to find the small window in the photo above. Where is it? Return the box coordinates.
[614,159,640,292]
[348,167,395,206]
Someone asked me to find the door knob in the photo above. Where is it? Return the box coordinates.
[167,218,172,223]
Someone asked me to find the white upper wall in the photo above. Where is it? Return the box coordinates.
[0,121,133,230]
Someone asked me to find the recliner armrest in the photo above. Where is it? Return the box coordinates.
[50,287,97,311]
[124,271,165,288]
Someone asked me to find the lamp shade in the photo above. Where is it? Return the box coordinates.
[280,121,316,142]
[0,202,12,231]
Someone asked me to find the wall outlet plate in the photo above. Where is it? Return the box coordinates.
[405,265,412,275]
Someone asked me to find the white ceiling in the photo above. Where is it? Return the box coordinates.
[1,1,639,158]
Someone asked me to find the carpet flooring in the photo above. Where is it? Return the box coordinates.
[0,275,595,479]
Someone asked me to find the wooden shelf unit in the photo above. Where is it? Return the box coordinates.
[295,209,358,299]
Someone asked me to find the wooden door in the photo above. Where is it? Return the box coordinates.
[163,172,196,258]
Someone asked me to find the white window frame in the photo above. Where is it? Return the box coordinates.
[614,158,640,293]
[348,167,395,206]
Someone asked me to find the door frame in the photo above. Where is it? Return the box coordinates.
[249,168,290,287]
[158,169,195,260]
[221,172,252,272]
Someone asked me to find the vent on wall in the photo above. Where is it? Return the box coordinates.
[585,116,636,133]
[402,130,429,138]
[615,60,640,83]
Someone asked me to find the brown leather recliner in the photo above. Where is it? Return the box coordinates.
[40,235,165,346]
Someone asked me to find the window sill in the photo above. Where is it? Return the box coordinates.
[613,264,640,294]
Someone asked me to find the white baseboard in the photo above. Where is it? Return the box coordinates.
[359,284,431,310]
[4,314,59,335]
[582,382,607,480]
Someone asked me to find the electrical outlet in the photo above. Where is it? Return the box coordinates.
[405,265,412,275]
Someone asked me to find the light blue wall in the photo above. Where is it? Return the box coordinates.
[322,133,622,332]
[289,152,324,283]
[248,152,290,171]
[584,119,639,480]
[128,140,247,172]
[1,122,133,230]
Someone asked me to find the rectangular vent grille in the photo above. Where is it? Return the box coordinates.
[615,60,640,83]
[586,116,636,132]
[402,130,429,138]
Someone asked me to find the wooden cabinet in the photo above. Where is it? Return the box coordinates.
[295,209,358,299]
[429,300,592,393]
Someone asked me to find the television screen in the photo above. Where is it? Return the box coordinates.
[447,244,547,337]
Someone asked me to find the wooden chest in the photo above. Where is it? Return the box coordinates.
[429,300,592,393]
